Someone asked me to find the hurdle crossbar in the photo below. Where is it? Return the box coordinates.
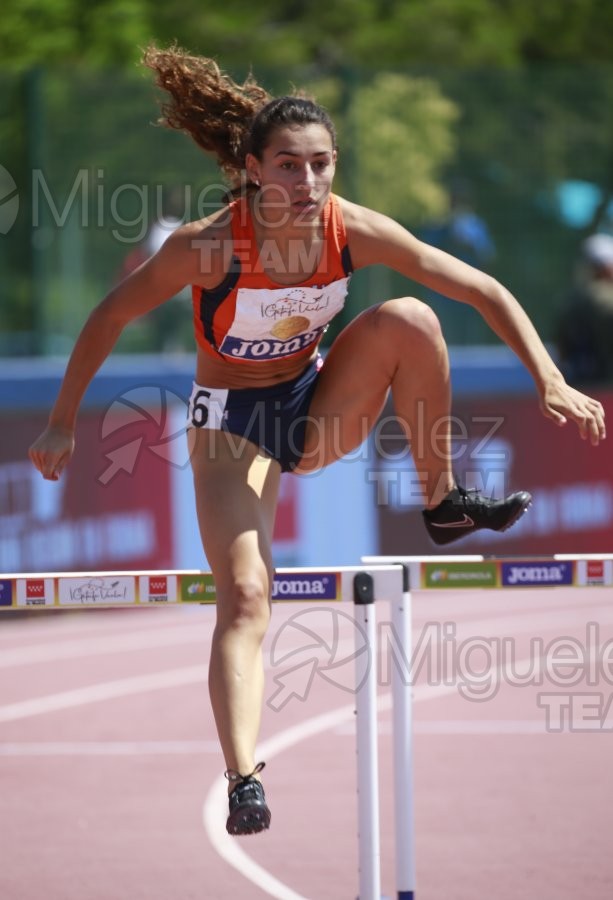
[0,566,405,612]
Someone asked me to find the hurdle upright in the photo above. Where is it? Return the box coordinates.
[362,554,483,900]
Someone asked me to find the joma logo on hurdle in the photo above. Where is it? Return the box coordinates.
[503,563,572,586]
[271,575,336,600]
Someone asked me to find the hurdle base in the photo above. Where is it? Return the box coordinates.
[355,895,393,900]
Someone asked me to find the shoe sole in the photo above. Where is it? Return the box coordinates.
[499,493,532,532]
[226,804,271,836]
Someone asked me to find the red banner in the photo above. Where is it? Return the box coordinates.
[0,409,173,572]
[374,390,613,556]
[274,475,299,546]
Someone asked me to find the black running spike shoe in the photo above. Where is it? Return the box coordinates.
[225,762,271,836]
[423,485,532,546]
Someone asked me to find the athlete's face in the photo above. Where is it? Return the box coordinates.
[246,124,337,224]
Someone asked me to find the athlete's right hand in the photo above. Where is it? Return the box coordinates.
[29,425,75,481]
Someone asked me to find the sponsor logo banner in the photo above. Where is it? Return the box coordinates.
[138,575,178,603]
[58,576,136,606]
[577,559,613,586]
[180,574,217,603]
[501,561,574,587]
[179,572,340,603]
[422,562,499,589]
[220,328,325,362]
[587,560,604,579]
[0,579,13,607]
[219,280,348,362]
[271,572,339,601]
[16,578,56,607]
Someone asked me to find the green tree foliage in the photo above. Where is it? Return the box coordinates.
[350,74,459,222]
[300,73,459,223]
[0,0,151,68]
[1,0,613,350]
[435,64,613,339]
[1,0,612,69]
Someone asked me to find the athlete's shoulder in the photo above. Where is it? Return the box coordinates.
[335,194,406,238]
[170,204,234,245]
[333,196,421,270]
[334,195,398,236]
[157,205,235,287]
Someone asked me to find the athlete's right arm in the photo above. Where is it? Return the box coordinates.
[29,221,224,480]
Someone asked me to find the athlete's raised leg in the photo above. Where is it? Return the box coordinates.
[297,297,454,506]
[297,296,531,541]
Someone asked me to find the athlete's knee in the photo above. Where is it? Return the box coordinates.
[217,577,272,633]
[377,297,444,345]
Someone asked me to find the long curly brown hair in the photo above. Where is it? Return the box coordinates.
[142,45,337,188]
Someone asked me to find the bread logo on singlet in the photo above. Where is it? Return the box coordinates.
[270,315,311,340]
[217,277,350,361]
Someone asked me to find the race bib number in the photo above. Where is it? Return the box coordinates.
[187,384,229,429]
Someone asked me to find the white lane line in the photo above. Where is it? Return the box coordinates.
[2,597,610,680]
[0,635,360,725]
[0,639,356,723]
[0,718,556,754]
[333,719,552,736]
[5,595,611,671]
[0,623,214,669]
[203,705,358,900]
[204,671,522,900]
[1,604,608,895]
[0,665,207,723]
[411,588,609,618]
[414,604,613,639]
[0,610,204,646]
[201,633,598,900]
[0,740,220,756]
[0,640,355,724]
[1,600,610,728]
[413,719,557,734]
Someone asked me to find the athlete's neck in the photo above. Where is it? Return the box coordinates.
[250,193,327,242]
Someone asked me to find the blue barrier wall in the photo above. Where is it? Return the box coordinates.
[0,346,537,411]
[0,347,541,572]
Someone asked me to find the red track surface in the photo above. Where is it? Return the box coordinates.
[1,586,612,899]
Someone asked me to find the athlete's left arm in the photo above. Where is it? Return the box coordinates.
[343,201,606,445]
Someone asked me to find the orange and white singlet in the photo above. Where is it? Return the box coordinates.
[191,193,353,364]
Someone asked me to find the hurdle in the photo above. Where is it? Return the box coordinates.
[8,558,608,899]
[361,552,613,900]
[0,564,405,900]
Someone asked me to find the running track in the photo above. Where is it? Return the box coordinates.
[1,586,612,899]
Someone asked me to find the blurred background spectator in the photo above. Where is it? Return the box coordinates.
[422,182,496,270]
[558,231,613,385]
[117,186,191,353]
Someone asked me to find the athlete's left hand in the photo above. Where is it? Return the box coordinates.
[540,380,606,445]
